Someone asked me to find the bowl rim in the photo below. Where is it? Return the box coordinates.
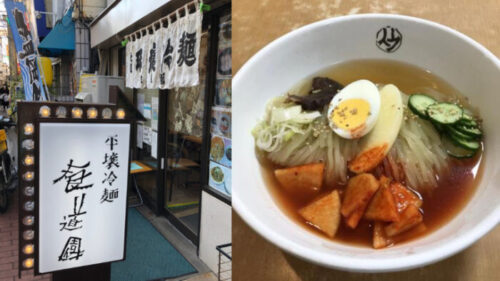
[233,13,500,272]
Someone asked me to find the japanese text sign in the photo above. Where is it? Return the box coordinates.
[38,122,130,273]
[125,3,202,89]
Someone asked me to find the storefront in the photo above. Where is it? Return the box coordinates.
[89,0,231,274]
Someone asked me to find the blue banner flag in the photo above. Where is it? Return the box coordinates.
[4,0,47,100]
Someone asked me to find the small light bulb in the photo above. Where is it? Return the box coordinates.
[24,123,34,136]
[87,107,98,119]
[23,244,34,254]
[39,105,51,117]
[116,108,126,119]
[24,201,34,211]
[24,186,34,196]
[72,107,83,118]
[56,106,67,118]
[102,108,112,119]
[24,155,34,166]
[23,230,34,240]
[23,216,34,226]
[23,171,34,181]
[22,139,34,151]
[23,258,34,269]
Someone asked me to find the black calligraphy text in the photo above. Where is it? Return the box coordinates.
[177,31,196,67]
[53,159,93,193]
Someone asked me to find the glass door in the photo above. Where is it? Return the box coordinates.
[161,3,231,245]
[163,29,209,240]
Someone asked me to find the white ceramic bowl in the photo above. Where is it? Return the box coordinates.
[233,14,500,272]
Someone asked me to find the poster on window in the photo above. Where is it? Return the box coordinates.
[211,107,231,138]
[208,161,231,197]
[151,97,159,130]
[214,79,231,106]
[216,46,231,79]
[216,14,231,79]
[38,122,130,273]
[210,135,231,168]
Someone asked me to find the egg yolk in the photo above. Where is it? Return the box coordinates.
[331,99,371,130]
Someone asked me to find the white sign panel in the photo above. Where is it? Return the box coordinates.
[38,122,130,273]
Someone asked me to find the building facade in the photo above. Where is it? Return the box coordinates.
[90,0,232,274]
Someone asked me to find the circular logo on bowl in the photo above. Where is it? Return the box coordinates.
[376,26,402,53]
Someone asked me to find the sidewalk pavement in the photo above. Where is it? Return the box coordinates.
[0,190,51,281]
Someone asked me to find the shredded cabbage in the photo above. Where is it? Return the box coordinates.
[252,98,321,152]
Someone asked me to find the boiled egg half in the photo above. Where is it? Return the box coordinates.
[327,79,380,139]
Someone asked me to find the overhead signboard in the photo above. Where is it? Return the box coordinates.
[38,122,130,273]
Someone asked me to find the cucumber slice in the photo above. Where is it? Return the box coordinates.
[458,118,478,127]
[458,113,479,127]
[432,121,445,134]
[462,113,474,121]
[446,125,477,141]
[447,132,480,151]
[441,136,476,158]
[426,103,463,124]
[454,124,482,138]
[408,94,437,118]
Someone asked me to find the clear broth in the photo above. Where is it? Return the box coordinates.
[260,59,483,247]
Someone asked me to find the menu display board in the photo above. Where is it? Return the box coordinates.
[208,14,232,200]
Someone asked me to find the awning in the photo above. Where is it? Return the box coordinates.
[38,7,75,56]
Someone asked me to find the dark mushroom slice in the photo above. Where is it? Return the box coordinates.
[288,77,343,111]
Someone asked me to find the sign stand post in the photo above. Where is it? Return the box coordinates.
[52,263,111,281]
